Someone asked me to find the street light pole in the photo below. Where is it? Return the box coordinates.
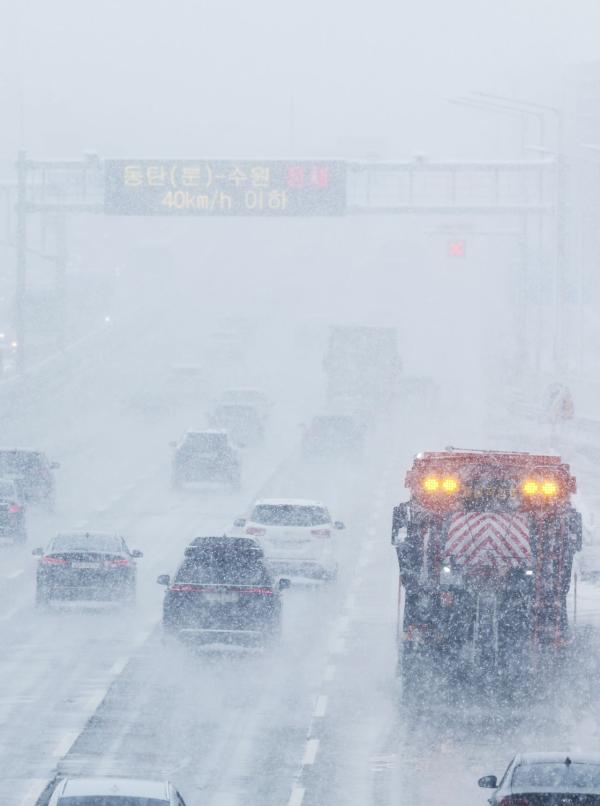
[15,150,27,374]
[448,95,547,379]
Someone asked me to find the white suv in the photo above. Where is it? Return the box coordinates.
[47,777,188,805]
[233,498,344,580]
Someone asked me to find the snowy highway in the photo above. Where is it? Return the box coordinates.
[0,301,595,806]
[0,304,594,806]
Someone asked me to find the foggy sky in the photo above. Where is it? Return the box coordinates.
[2,0,600,166]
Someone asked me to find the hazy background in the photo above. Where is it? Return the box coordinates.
[1,0,600,412]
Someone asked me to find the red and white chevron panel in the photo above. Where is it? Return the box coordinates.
[445,512,532,573]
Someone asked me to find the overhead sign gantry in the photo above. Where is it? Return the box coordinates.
[104,159,347,217]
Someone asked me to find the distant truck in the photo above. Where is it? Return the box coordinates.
[323,325,401,412]
[391,448,582,686]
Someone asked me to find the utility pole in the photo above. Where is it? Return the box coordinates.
[15,150,27,374]
[55,212,67,351]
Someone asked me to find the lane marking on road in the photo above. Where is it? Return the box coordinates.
[19,778,49,806]
[287,786,305,806]
[109,656,128,676]
[302,738,320,766]
[86,689,107,713]
[323,664,336,682]
[5,568,24,580]
[314,694,328,718]
[52,730,79,759]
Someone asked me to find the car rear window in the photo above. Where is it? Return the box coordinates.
[251,505,330,527]
[51,535,124,554]
[183,434,225,451]
[0,452,44,474]
[175,554,269,585]
[513,763,600,789]
[58,798,168,805]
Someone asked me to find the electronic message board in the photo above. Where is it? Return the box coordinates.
[104,160,346,216]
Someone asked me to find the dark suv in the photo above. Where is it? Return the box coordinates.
[171,431,240,490]
[158,536,289,647]
[0,448,59,508]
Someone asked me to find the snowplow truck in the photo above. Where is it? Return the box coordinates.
[391,449,582,680]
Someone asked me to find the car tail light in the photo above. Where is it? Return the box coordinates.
[404,624,429,644]
[105,558,130,568]
[8,503,21,513]
[245,526,266,536]
[42,556,68,565]
[311,529,331,538]
[241,587,274,595]
[170,584,215,593]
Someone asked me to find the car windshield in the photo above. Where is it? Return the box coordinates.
[58,798,168,805]
[251,505,330,527]
[513,763,600,789]
[175,553,270,585]
[0,451,43,474]
[51,535,124,554]
[214,406,258,420]
[183,433,225,451]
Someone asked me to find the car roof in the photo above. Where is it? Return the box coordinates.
[0,447,44,455]
[187,535,262,552]
[252,498,327,508]
[515,752,600,765]
[58,777,170,798]
[185,429,227,436]
[215,402,258,410]
[54,531,122,540]
[223,387,265,395]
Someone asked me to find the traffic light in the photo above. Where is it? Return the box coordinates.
[447,239,466,258]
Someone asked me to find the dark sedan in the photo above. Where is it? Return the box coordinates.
[0,448,59,508]
[159,536,289,648]
[34,532,143,605]
[171,431,241,490]
[0,478,26,543]
[479,752,600,805]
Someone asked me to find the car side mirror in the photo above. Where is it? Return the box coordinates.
[32,547,43,556]
[157,574,170,586]
[234,518,246,528]
[477,775,497,789]
[50,461,60,470]
[130,549,143,558]
[334,521,345,530]
[278,578,291,591]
